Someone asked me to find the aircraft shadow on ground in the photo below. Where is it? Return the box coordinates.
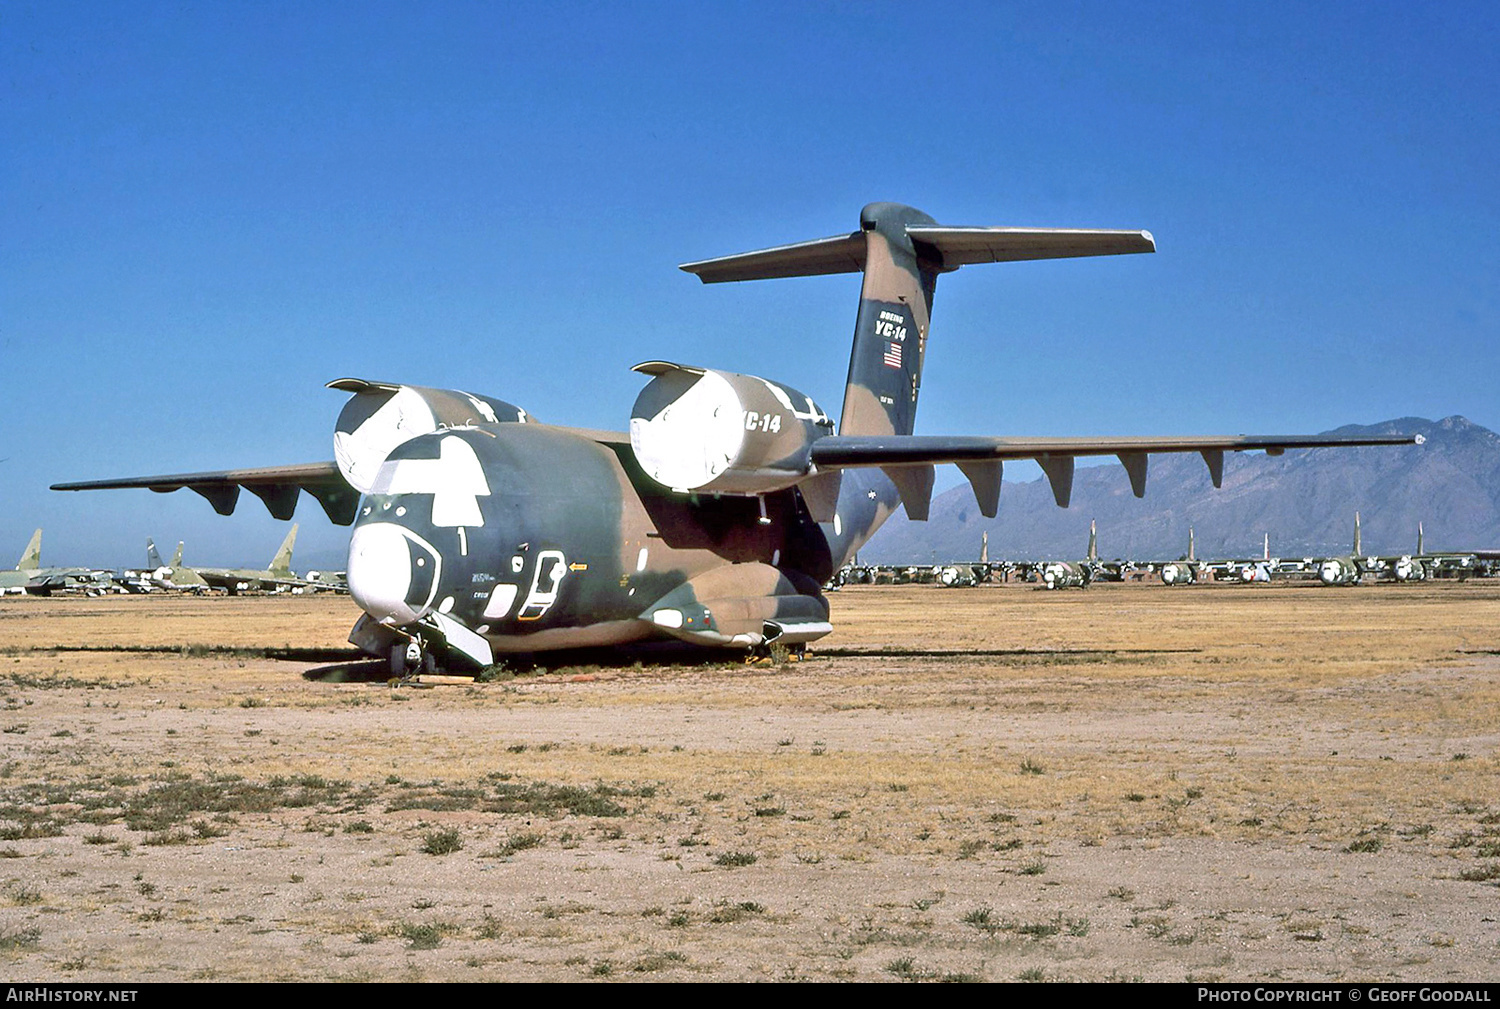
[293,643,1206,681]
[296,640,767,682]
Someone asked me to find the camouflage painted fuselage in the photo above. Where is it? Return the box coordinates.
[347,422,861,655]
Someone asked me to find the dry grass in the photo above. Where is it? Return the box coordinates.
[0,583,1496,981]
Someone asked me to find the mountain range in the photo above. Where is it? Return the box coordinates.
[862,416,1500,563]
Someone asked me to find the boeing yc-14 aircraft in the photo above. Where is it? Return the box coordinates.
[55,203,1418,672]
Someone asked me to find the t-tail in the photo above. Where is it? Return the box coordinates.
[16,529,41,571]
[269,524,298,577]
[679,202,1155,565]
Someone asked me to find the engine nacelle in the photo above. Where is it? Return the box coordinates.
[1160,561,1196,586]
[330,379,530,494]
[1392,555,1425,582]
[1318,557,1360,585]
[1041,561,1087,589]
[629,362,832,494]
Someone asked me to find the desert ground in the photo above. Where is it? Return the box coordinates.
[0,581,1497,982]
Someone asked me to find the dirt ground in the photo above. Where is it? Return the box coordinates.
[0,581,1497,982]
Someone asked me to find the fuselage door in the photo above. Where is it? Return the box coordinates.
[517,549,568,621]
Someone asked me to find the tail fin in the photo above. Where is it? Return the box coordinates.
[1264,533,1270,561]
[980,530,989,565]
[1087,519,1098,561]
[1353,512,1362,556]
[679,203,1154,438]
[16,529,41,571]
[1188,527,1196,563]
[838,204,940,436]
[269,524,298,576]
[173,542,184,567]
[1417,521,1424,555]
[147,539,164,569]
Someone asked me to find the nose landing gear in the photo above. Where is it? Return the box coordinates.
[390,634,437,679]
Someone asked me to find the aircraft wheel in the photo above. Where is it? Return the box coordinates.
[389,644,407,679]
[421,650,438,676]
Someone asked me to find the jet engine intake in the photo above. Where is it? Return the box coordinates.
[629,362,833,495]
[330,379,529,494]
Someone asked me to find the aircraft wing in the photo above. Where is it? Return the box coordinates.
[52,462,360,525]
[807,431,1422,517]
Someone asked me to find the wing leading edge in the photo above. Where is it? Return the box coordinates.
[808,432,1423,517]
[51,463,359,525]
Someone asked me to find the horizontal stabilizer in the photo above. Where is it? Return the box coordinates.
[680,233,866,283]
[681,222,1154,283]
[906,225,1155,267]
[52,463,360,526]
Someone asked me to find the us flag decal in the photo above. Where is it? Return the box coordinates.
[883,341,903,369]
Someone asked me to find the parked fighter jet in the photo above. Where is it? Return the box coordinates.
[54,203,1417,671]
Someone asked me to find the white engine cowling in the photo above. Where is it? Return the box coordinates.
[1393,556,1425,582]
[1161,561,1195,585]
[1318,557,1359,585]
[330,379,529,494]
[629,362,833,494]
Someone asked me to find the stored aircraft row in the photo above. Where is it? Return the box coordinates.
[1,527,345,596]
[54,203,1416,671]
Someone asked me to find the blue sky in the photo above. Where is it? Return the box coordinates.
[3,1,1497,568]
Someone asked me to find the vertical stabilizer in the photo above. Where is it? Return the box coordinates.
[1417,522,1424,555]
[172,542,184,567]
[676,203,1154,570]
[1087,520,1098,561]
[839,203,940,437]
[16,529,41,571]
[1353,512,1362,556]
[1188,527,1196,563]
[269,524,298,576]
[147,539,165,569]
[1263,533,1270,561]
[980,530,989,565]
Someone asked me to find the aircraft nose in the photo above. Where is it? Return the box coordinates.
[348,522,429,625]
